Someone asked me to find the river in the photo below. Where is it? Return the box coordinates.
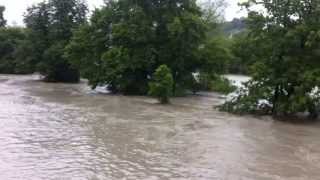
[0,74,319,180]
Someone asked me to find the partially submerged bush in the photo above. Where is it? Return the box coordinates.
[220,81,273,114]
[211,75,237,94]
[0,27,34,74]
[220,0,320,120]
[194,72,237,94]
[220,80,320,119]
[149,65,174,104]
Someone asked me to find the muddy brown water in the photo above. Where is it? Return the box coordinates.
[0,74,320,180]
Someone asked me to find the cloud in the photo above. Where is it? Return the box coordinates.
[0,0,246,26]
[0,0,104,26]
[225,0,247,21]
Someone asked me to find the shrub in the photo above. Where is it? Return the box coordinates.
[211,75,237,94]
[148,65,174,104]
[195,72,237,94]
[220,80,320,119]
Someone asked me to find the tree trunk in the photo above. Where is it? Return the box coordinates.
[272,85,280,116]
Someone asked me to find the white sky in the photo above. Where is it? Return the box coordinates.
[225,0,247,20]
[0,0,246,26]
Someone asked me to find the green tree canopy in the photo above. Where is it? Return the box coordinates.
[67,0,210,94]
[24,0,88,82]
[223,0,320,118]
[0,28,34,74]
[149,65,174,104]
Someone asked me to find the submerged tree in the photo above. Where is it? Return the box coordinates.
[222,0,320,118]
[149,65,174,104]
[0,7,32,74]
[24,2,51,74]
[67,0,208,94]
[24,0,88,82]
[0,28,34,74]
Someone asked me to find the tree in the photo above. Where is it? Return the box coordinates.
[158,0,207,94]
[228,31,258,74]
[0,6,6,27]
[24,2,51,72]
[222,0,320,119]
[65,8,111,88]
[0,6,35,74]
[0,28,33,74]
[24,0,88,82]
[67,0,208,94]
[200,36,231,75]
[149,65,174,104]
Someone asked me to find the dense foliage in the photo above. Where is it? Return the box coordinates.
[1,0,231,98]
[222,0,320,118]
[228,31,258,74]
[24,0,88,82]
[1,0,319,116]
[0,28,35,74]
[0,7,34,74]
[210,75,236,94]
[67,0,214,95]
[149,65,174,104]
[191,72,235,94]
[0,6,6,27]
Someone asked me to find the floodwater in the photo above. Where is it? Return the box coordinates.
[0,74,320,180]
[224,74,251,87]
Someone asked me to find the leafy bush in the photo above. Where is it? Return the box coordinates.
[220,79,320,118]
[24,0,87,82]
[220,81,273,114]
[0,27,34,74]
[194,72,237,94]
[211,76,237,94]
[67,0,208,94]
[148,65,174,104]
[220,0,320,120]
[40,42,80,83]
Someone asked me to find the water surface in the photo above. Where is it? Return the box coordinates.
[0,75,319,180]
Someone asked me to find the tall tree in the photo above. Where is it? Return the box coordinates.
[223,0,320,118]
[24,2,51,70]
[66,4,116,88]
[24,0,88,82]
[0,28,33,74]
[0,6,6,27]
[50,0,87,41]
[67,0,207,94]
[0,6,34,74]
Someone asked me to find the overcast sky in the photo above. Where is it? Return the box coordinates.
[0,0,246,26]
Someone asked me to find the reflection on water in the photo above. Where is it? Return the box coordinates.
[0,74,320,180]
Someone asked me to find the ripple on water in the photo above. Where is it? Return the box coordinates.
[0,75,320,179]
